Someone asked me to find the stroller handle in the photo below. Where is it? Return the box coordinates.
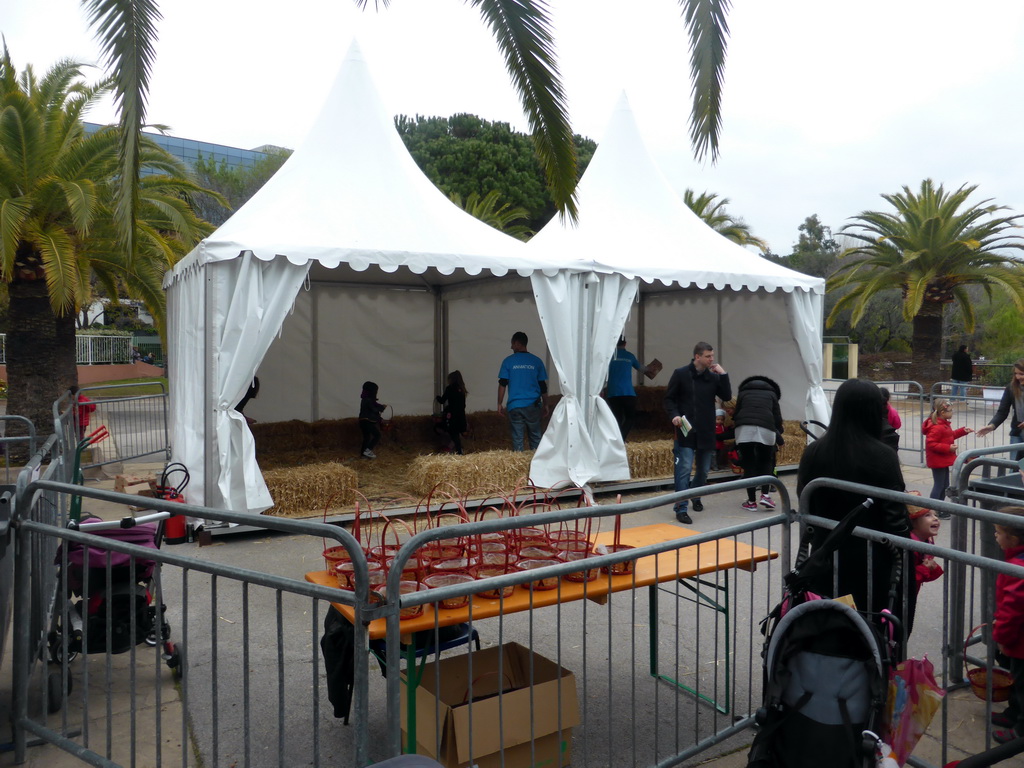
[73,511,172,532]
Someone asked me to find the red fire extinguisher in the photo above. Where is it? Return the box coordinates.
[156,463,189,544]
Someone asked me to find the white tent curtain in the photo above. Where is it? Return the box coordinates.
[786,289,830,429]
[169,252,309,511]
[529,271,639,488]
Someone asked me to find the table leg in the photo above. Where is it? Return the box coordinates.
[405,642,417,754]
[648,574,731,714]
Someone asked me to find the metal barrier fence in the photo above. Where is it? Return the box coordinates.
[8,468,793,767]
[0,334,134,366]
[823,379,927,463]
[8,457,1024,767]
[53,383,170,472]
[822,379,1019,466]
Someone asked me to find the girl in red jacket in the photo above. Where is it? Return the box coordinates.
[922,400,973,504]
[991,506,1024,743]
[907,492,943,595]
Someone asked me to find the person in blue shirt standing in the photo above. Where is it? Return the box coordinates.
[606,336,644,440]
[497,331,549,451]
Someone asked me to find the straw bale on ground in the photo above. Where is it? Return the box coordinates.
[407,451,533,497]
[776,420,808,467]
[262,462,357,518]
[625,440,673,478]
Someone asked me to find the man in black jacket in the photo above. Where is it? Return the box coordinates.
[664,342,731,524]
[950,345,973,399]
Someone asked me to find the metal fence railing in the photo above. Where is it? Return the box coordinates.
[821,378,1019,466]
[53,382,170,471]
[8,450,1024,767]
[0,334,135,366]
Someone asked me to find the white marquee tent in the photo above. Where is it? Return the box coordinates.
[164,43,826,514]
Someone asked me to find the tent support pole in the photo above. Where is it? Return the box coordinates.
[203,261,216,508]
[437,290,447,399]
[637,292,646,385]
[716,293,724,361]
[310,285,320,421]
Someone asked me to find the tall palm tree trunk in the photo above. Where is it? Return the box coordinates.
[908,301,945,390]
[6,278,78,443]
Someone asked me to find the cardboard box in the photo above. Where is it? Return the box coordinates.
[129,487,160,512]
[401,642,579,768]
[644,358,663,380]
[114,474,157,493]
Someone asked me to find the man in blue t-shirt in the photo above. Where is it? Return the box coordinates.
[605,336,644,440]
[497,331,549,451]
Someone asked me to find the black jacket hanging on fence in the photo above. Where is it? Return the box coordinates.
[320,607,355,723]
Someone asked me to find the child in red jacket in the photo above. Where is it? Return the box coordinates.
[922,400,973,505]
[991,505,1024,743]
[907,492,943,595]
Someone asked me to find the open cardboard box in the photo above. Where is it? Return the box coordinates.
[401,642,579,768]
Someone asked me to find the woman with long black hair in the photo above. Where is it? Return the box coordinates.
[797,378,915,634]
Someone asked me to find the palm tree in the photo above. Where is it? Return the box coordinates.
[683,189,767,252]
[0,47,217,435]
[85,0,732,226]
[829,179,1024,385]
[449,190,534,241]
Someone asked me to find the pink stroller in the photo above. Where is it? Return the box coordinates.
[48,512,182,675]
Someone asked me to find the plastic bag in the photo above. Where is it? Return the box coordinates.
[882,655,945,765]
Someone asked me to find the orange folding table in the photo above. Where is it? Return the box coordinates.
[306,523,777,750]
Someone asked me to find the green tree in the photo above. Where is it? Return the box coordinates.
[766,215,840,278]
[448,190,533,241]
[0,49,216,434]
[396,113,595,233]
[682,189,766,252]
[828,180,1024,386]
[192,147,291,226]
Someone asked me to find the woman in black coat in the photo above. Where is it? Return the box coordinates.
[796,378,915,637]
[733,375,783,511]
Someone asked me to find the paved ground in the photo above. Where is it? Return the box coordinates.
[0,457,1015,767]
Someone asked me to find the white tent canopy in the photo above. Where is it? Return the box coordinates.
[165,43,826,514]
[524,94,827,487]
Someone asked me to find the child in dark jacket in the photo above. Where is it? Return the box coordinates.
[358,381,386,459]
[922,400,973,503]
[991,506,1024,743]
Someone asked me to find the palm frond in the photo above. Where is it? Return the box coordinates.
[82,0,163,263]
[682,0,731,163]
[468,0,577,220]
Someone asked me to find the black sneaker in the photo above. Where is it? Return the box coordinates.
[675,510,692,525]
[692,499,704,512]
[991,709,1016,728]
[992,728,1021,744]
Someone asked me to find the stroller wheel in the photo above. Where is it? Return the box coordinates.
[46,671,70,713]
[166,642,184,681]
[48,632,79,666]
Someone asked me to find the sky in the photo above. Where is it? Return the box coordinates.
[5,0,1024,255]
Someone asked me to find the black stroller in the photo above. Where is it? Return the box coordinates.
[48,511,182,676]
[748,499,901,768]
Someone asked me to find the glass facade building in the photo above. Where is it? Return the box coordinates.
[83,122,271,172]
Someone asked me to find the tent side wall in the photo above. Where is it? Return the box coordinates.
[250,283,818,426]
